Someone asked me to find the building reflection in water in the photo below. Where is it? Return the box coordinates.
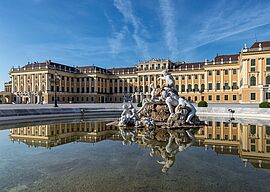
[9,121,122,149]
[9,120,270,170]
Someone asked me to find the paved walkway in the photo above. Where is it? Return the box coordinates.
[0,102,260,110]
[0,103,124,109]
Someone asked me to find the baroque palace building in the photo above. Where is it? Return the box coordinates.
[1,40,270,104]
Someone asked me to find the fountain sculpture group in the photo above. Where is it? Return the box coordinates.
[107,69,204,172]
[113,69,203,129]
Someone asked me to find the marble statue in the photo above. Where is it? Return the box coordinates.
[119,102,139,126]
[157,69,176,90]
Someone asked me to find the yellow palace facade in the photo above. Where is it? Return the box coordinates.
[1,40,270,104]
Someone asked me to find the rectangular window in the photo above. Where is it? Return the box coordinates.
[267,58,270,71]
[216,83,220,90]
[188,75,191,80]
[216,95,220,101]
[251,145,256,152]
[216,70,220,75]
[194,74,198,79]
[251,59,256,72]
[208,83,212,90]
[224,95,228,101]
[233,95,237,101]
[251,93,256,100]
[208,71,212,76]
[232,69,237,74]
[232,82,237,89]
[181,76,185,80]
[224,82,229,90]
[201,74,204,79]
[266,92,270,99]
[208,95,212,101]
[224,69,228,75]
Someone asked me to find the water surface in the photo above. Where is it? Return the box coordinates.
[0,117,270,192]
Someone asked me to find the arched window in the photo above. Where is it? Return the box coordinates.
[194,84,198,91]
[250,76,256,86]
[145,86,149,93]
[187,84,192,92]
[266,76,270,85]
[201,84,205,91]
[181,85,185,92]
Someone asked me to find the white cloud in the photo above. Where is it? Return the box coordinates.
[183,1,270,52]
[113,0,150,58]
[159,0,178,59]
[108,26,128,55]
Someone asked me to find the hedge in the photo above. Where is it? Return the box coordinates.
[198,101,208,107]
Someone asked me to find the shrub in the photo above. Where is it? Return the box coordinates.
[137,102,142,107]
[259,102,270,108]
[198,101,208,107]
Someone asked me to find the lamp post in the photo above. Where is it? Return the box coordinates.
[54,72,60,107]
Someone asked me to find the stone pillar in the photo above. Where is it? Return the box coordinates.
[258,58,263,85]
[84,77,87,93]
[32,74,34,93]
[89,77,92,93]
[107,79,110,94]
[185,75,188,92]
[11,75,14,93]
[243,60,248,86]
[112,79,115,93]
[122,78,125,93]
[258,126,263,152]
[46,74,50,92]
[205,72,208,90]
[229,69,232,88]
[260,87,264,102]
[154,75,157,88]
[117,79,120,93]
[191,75,194,90]
[213,70,216,91]
[95,77,98,93]
[39,74,41,92]
[221,70,224,90]
[127,78,130,93]
[142,76,145,93]
[229,124,232,140]
[213,123,216,139]
[24,75,27,93]
[198,74,201,91]
[64,76,67,92]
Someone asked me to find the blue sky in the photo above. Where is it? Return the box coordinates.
[1,0,270,89]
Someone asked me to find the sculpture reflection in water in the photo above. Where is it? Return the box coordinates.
[118,126,198,173]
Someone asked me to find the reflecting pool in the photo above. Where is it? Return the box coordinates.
[1,117,270,192]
